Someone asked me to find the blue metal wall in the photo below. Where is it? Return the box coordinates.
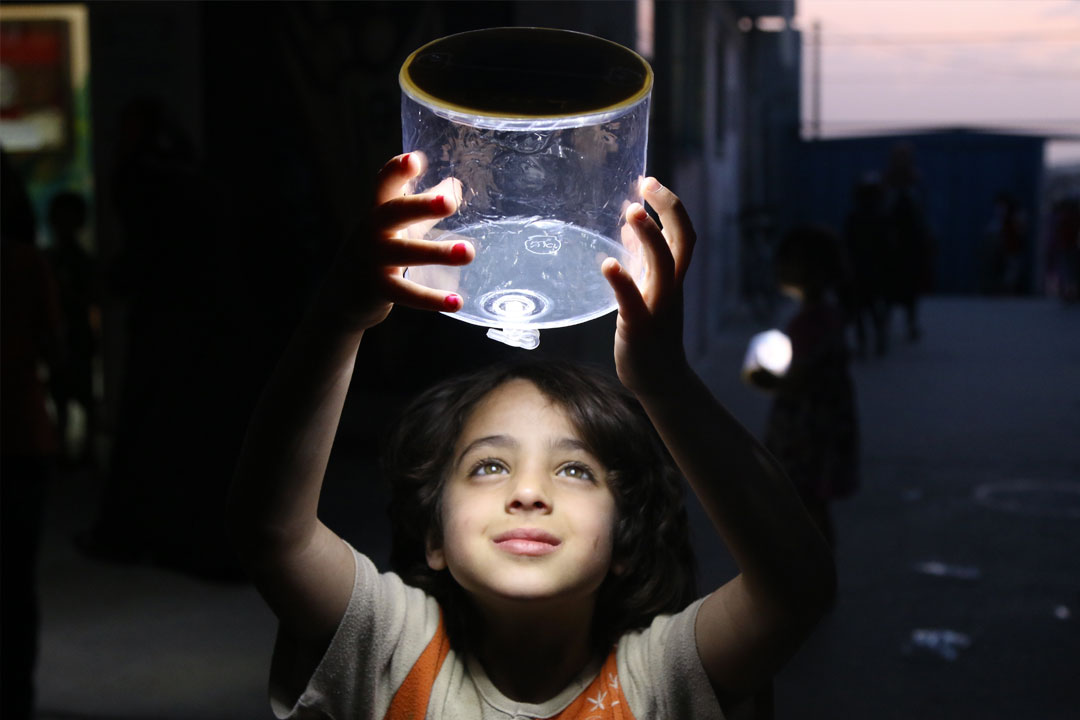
[793,131,1045,294]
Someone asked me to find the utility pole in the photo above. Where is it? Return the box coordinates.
[811,19,821,139]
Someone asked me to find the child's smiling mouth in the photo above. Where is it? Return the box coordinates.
[492,528,562,556]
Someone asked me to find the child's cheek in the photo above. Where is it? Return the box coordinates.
[441,502,483,553]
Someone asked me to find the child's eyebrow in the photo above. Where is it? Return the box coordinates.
[551,437,592,454]
[456,435,517,465]
[454,436,594,465]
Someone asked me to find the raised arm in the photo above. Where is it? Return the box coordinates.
[227,153,471,644]
[602,181,836,706]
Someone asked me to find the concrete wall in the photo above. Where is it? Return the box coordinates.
[653,0,800,358]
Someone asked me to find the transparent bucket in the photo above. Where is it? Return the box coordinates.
[400,28,652,349]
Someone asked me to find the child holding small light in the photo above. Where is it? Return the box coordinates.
[746,225,860,549]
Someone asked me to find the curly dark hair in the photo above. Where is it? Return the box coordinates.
[383,359,697,653]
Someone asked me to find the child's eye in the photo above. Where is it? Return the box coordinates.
[470,459,509,477]
[556,462,596,483]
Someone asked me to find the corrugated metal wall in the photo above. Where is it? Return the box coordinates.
[795,131,1045,294]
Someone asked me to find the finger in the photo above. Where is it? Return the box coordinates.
[627,201,675,298]
[641,177,697,283]
[377,237,474,268]
[374,152,427,205]
[618,220,645,281]
[428,175,464,207]
[602,256,649,326]
[382,273,465,314]
[373,192,457,235]
[397,176,466,239]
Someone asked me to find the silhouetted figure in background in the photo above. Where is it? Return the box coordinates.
[985,191,1028,296]
[751,225,860,549]
[843,174,890,358]
[883,143,932,342]
[45,191,100,469]
[1046,195,1080,302]
[77,96,239,578]
[1,148,63,720]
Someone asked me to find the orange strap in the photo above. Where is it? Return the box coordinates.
[549,648,634,720]
[383,611,453,720]
[385,619,634,720]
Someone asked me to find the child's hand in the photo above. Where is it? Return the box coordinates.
[321,153,472,330]
[744,368,781,391]
[602,178,696,396]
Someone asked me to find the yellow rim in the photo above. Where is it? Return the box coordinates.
[399,28,653,121]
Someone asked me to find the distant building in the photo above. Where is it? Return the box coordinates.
[794,128,1059,295]
[649,0,801,357]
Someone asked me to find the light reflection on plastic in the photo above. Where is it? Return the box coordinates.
[503,300,527,318]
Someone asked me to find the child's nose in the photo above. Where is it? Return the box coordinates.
[505,475,552,513]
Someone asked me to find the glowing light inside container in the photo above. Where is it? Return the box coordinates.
[399,28,651,349]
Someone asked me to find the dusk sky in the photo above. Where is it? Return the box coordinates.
[795,0,1080,164]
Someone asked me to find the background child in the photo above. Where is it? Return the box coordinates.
[751,225,860,549]
[228,154,835,718]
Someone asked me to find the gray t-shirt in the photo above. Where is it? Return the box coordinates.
[270,544,724,719]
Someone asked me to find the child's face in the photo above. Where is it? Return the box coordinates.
[427,379,618,610]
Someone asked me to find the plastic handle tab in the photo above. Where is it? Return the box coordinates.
[486,327,540,350]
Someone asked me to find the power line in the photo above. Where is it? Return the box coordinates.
[819,76,1080,85]
[803,119,1080,131]
[819,30,1080,46]
[808,34,1080,81]
[813,68,1080,82]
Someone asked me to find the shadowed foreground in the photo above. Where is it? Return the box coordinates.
[34,297,1080,719]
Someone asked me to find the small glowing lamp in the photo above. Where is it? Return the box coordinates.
[743,329,793,379]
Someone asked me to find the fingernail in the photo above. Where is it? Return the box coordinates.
[400,153,411,169]
[642,177,661,193]
[629,203,647,221]
[450,242,469,261]
[430,195,447,212]
[444,293,462,310]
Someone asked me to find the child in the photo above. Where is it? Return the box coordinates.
[752,225,860,549]
[228,154,836,719]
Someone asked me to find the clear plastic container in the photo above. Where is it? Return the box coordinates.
[399,28,652,349]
